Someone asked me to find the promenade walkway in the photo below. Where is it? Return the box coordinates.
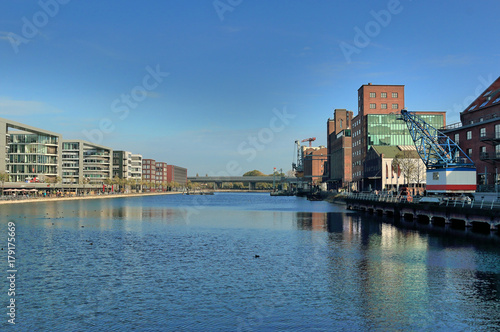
[0,192,181,205]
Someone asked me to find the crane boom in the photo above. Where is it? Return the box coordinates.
[301,137,316,147]
[400,109,474,169]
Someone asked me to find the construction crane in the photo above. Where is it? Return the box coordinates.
[301,137,316,147]
[400,109,476,194]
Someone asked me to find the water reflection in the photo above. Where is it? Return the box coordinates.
[2,195,500,330]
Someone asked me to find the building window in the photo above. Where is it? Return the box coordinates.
[381,92,387,98]
[454,133,459,143]
[481,146,486,153]
[392,104,398,109]
[480,101,489,107]
[496,144,500,156]
[496,124,500,138]
[480,128,486,137]
[467,148,472,156]
[381,103,387,109]
[392,92,398,98]
[467,131,472,140]
[370,103,376,109]
[369,92,376,98]
[468,105,477,111]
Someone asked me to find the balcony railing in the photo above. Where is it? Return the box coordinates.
[480,152,500,161]
[480,135,500,144]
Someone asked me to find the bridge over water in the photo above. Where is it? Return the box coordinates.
[187,176,298,190]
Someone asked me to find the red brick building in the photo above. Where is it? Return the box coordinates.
[352,84,405,188]
[155,162,168,186]
[326,109,353,189]
[142,159,156,183]
[303,147,327,185]
[443,76,500,187]
[167,165,188,185]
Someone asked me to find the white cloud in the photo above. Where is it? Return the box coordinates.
[0,31,12,41]
[425,55,475,67]
[0,97,63,116]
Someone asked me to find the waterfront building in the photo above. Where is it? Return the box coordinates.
[364,145,426,193]
[113,151,143,184]
[167,164,188,185]
[62,140,113,185]
[142,159,156,190]
[326,109,353,190]
[303,146,328,185]
[0,117,62,182]
[352,83,405,190]
[442,76,500,188]
[350,83,445,191]
[113,151,132,179]
[130,154,142,182]
[155,162,168,189]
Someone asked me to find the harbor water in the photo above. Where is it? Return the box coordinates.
[1,192,500,331]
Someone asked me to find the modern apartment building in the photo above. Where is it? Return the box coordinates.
[113,151,143,184]
[443,76,500,187]
[62,140,113,185]
[155,162,168,185]
[130,154,142,181]
[113,151,132,179]
[0,117,62,182]
[142,159,156,185]
[326,109,353,189]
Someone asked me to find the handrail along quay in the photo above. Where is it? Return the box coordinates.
[343,193,500,232]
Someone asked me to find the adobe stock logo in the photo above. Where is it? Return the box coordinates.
[213,0,243,21]
[339,0,406,64]
[7,0,71,54]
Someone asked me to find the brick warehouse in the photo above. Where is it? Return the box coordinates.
[443,76,500,187]
[326,109,353,189]
[303,146,328,185]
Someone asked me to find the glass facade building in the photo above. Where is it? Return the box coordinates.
[366,114,444,150]
[8,133,60,182]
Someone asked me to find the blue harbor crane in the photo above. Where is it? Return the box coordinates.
[399,109,476,194]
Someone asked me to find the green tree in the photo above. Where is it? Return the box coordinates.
[104,177,113,192]
[112,176,122,192]
[256,182,272,190]
[243,170,266,176]
[233,182,244,189]
[0,172,9,196]
[80,177,91,195]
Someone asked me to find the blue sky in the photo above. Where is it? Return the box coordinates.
[0,0,499,176]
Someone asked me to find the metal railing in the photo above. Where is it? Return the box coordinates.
[345,192,500,210]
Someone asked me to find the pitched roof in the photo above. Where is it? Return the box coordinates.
[370,145,420,159]
[462,76,500,114]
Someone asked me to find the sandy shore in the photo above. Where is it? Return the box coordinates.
[0,192,182,205]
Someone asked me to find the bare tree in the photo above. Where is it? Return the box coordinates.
[392,150,423,194]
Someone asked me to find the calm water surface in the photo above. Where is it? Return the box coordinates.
[1,192,500,331]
